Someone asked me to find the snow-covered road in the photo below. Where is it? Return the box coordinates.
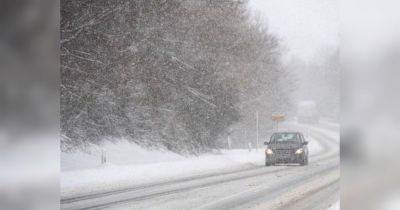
[61,122,339,210]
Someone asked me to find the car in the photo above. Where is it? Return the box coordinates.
[264,132,309,166]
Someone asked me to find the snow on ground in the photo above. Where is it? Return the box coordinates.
[327,200,340,210]
[320,120,340,129]
[61,139,268,197]
[308,125,340,142]
[61,140,183,171]
[308,136,324,155]
[61,128,325,198]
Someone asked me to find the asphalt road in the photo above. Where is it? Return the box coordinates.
[61,122,339,210]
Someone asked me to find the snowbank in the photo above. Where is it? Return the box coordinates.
[61,140,182,171]
[308,136,324,155]
[327,200,340,210]
[61,148,263,198]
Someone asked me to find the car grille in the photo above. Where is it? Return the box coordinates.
[274,149,294,156]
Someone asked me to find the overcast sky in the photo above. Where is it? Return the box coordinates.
[248,0,339,62]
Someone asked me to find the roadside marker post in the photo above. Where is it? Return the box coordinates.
[101,149,107,165]
[256,111,259,151]
[227,128,232,150]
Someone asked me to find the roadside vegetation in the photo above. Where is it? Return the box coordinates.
[61,0,292,154]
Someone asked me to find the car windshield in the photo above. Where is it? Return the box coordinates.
[271,133,300,143]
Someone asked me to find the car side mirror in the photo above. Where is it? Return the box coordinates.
[264,141,269,145]
[303,141,308,145]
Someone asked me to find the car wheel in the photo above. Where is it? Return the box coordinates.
[300,156,308,165]
[265,157,273,166]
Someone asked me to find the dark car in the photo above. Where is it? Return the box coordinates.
[264,132,309,166]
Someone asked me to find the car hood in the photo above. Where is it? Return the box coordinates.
[269,142,301,150]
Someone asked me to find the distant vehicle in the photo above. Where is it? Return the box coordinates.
[297,100,319,124]
[264,132,309,166]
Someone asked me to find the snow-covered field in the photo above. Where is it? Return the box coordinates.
[62,148,261,197]
[327,200,340,210]
[61,140,183,171]
[61,135,323,198]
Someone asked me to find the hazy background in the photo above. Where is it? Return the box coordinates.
[249,0,339,62]
[249,0,340,121]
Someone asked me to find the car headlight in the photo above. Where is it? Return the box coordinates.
[265,148,274,155]
[295,148,304,154]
